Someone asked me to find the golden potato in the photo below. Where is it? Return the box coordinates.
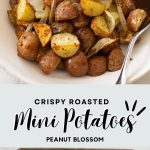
[91,15,110,37]
[17,0,35,21]
[127,9,147,32]
[34,23,52,47]
[80,0,105,17]
[51,33,80,58]
[120,30,134,44]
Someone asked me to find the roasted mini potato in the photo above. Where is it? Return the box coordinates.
[34,23,52,47]
[15,26,26,39]
[108,47,124,72]
[36,46,49,62]
[80,0,105,17]
[17,32,40,61]
[121,0,136,17]
[88,56,108,76]
[17,0,35,21]
[76,27,96,53]
[127,9,147,32]
[91,15,110,37]
[55,0,78,21]
[51,22,74,34]
[39,51,61,74]
[51,33,80,58]
[65,51,88,77]
[72,10,90,28]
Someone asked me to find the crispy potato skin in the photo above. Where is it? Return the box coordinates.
[44,0,52,7]
[56,0,65,5]
[39,51,61,74]
[9,0,18,9]
[72,11,90,28]
[127,9,147,32]
[76,27,96,53]
[15,26,26,39]
[88,56,107,76]
[122,0,136,16]
[51,22,74,34]
[55,0,78,21]
[7,10,16,26]
[108,47,124,72]
[65,51,88,77]
[72,0,80,3]
[17,32,40,61]
[36,46,49,62]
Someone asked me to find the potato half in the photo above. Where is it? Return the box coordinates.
[51,33,80,58]
[91,15,110,37]
[80,0,105,17]
[34,23,52,47]
[17,0,35,21]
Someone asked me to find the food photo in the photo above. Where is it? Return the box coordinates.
[0,0,150,84]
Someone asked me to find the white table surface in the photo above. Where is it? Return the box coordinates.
[0,65,150,84]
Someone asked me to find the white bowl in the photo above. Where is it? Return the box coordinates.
[0,1,150,84]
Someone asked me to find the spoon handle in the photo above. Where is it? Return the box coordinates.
[116,23,150,84]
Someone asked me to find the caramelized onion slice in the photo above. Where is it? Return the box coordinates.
[87,38,118,58]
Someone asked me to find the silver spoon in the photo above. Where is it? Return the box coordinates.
[116,22,150,84]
